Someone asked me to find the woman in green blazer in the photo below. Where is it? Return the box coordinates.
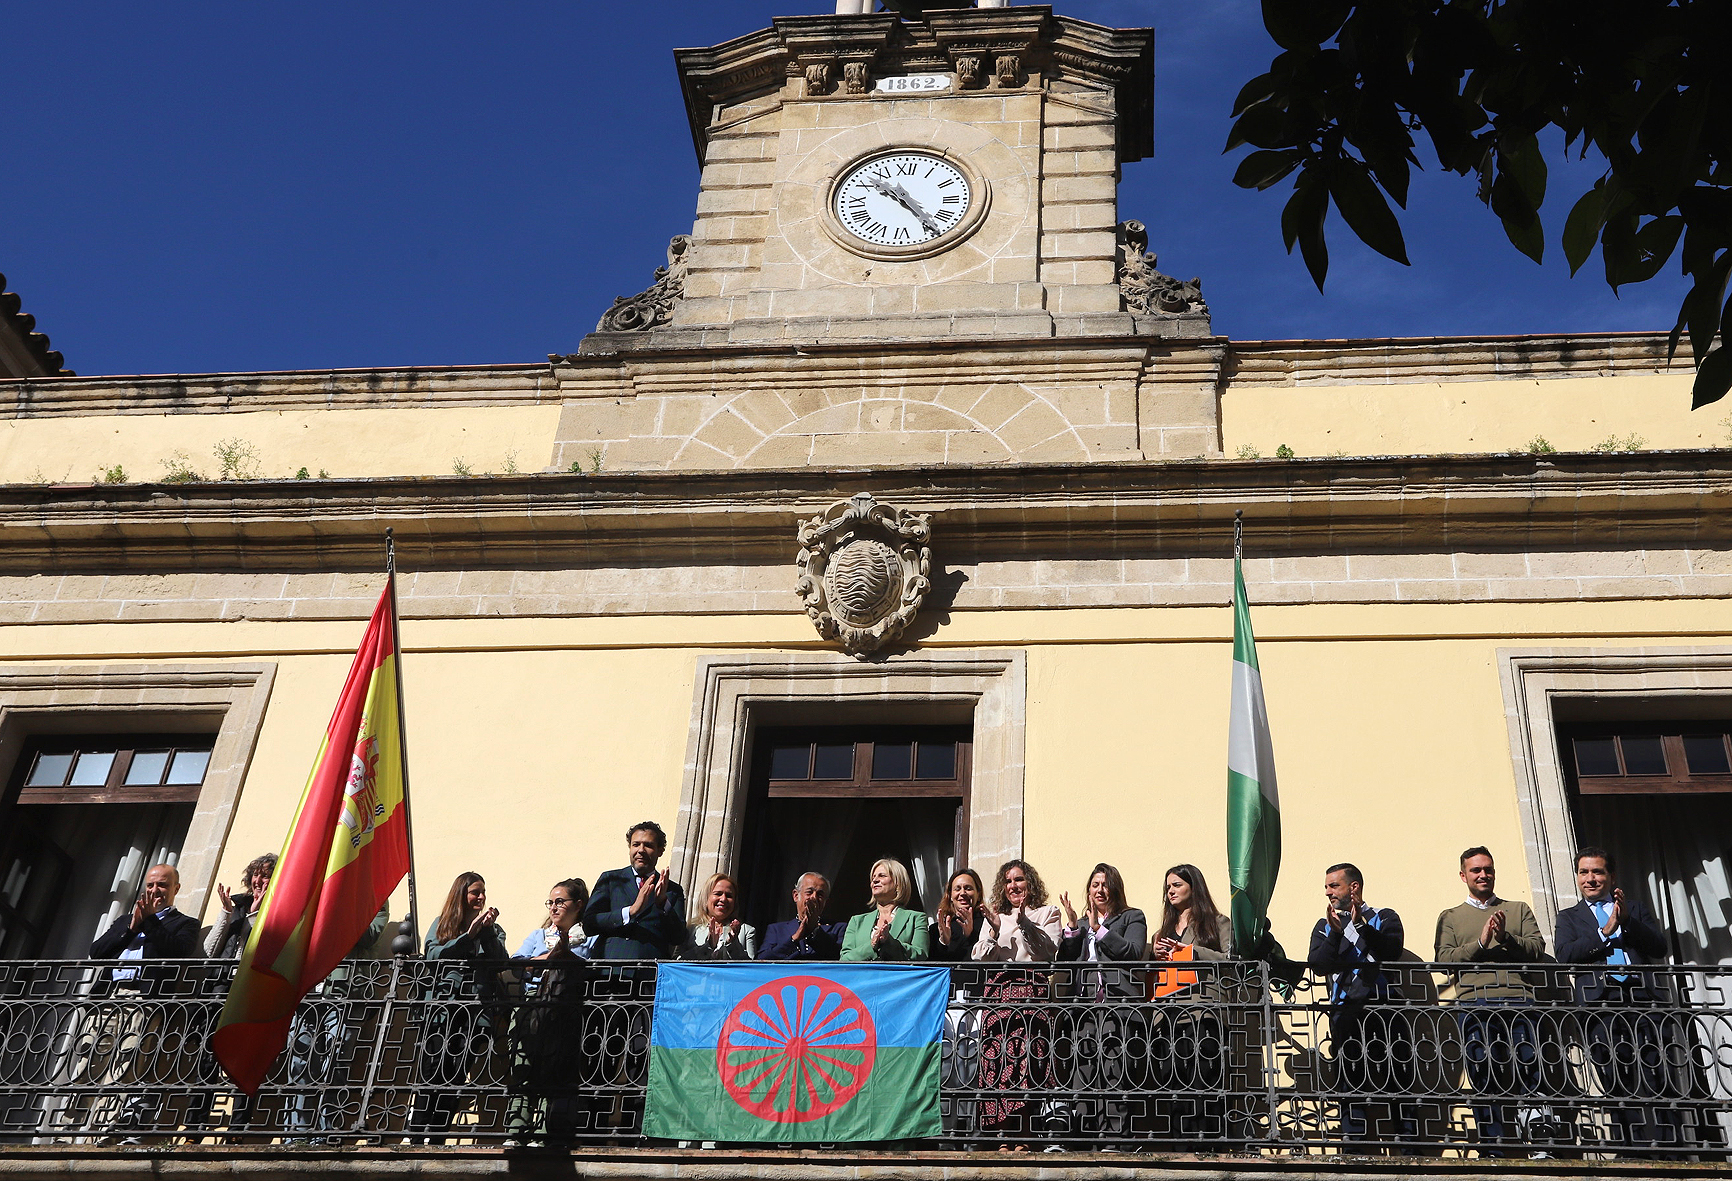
[839,858,930,961]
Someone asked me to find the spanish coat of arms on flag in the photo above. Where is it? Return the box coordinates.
[644,963,947,1143]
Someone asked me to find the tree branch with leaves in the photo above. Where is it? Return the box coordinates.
[1228,0,1732,405]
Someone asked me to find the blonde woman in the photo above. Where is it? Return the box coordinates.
[840,859,930,961]
[682,872,759,960]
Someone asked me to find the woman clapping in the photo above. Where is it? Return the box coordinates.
[840,859,929,961]
[682,872,759,960]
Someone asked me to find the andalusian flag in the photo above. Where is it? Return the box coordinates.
[212,581,410,1094]
[1226,547,1281,958]
[644,964,946,1143]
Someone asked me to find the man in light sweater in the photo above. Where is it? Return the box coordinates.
[1433,846,1548,1155]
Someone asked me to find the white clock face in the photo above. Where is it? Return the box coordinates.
[833,153,972,248]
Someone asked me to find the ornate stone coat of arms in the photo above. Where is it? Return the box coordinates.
[796,493,932,657]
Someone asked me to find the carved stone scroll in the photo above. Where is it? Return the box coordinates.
[1116,220,1207,316]
[843,62,871,93]
[805,62,832,96]
[953,55,982,88]
[595,236,693,333]
[995,54,1021,87]
[796,492,933,657]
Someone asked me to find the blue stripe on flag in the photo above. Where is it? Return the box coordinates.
[650,963,948,1050]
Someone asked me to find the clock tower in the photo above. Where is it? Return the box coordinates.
[585,4,1194,349]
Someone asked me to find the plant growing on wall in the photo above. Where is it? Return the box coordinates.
[213,437,261,481]
[160,450,204,483]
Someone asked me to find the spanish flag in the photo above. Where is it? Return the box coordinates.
[213,580,410,1094]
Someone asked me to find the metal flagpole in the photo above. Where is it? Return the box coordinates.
[1234,508,1243,565]
[385,527,421,952]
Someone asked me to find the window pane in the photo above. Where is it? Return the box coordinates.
[871,743,913,780]
[769,746,809,780]
[812,744,854,780]
[1574,737,1620,777]
[68,752,115,787]
[25,753,73,787]
[1684,734,1732,775]
[125,751,171,785]
[1618,735,1667,776]
[915,742,957,779]
[167,750,212,785]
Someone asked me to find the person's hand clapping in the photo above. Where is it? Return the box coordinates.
[217,882,234,912]
[467,906,499,938]
[1059,891,1079,929]
[629,873,657,918]
[872,909,895,947]
[1151,935,1180,961]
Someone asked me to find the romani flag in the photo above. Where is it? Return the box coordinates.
[212,581,410,1094]
[1226,547,1282,959]
[644,963,946,1143]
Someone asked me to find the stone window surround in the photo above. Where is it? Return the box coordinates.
[0,663,277,923]
[669,651,1026,895]
[1498,646,1732,938]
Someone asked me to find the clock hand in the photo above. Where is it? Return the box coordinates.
[866,175,944,235]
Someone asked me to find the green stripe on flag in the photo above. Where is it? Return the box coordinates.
[1227,552,1281,957]
[644,1043,940,1143]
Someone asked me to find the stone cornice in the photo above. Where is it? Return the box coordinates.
[1227,331,1690,386]
[0,363,558,418]
[1,452,1729,573]
[0,331,1687,421]
[673,8,1153,165]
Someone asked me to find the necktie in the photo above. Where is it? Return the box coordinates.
[1594,902,1631,978]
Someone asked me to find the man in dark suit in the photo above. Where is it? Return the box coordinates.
[1555,846,1685,1154]
[579,822,684,1136]
[757,872,846,960]
[87,863,201,1143]
[581,821,686,961]
[1307,862,1411,1145]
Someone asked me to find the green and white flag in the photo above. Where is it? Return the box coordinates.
[1226,541,1281,958]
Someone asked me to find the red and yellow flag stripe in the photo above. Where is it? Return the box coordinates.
[213,579,410,1094]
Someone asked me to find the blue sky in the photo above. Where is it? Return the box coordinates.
[1,1,1686,376]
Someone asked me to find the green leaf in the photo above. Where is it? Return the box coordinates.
[1281,168,1331,290]
[1499,133,1547,209]
[1624,215,1685,285]
[1262,0,1351,52]
[1325,160,1410,265]
[1225,104,1291,153]
[1562,185,1608,276]
[1231,72,1279,118]
[1690,346,1732,410]
[1233,150,1301,191]
[1490,173,1544,264]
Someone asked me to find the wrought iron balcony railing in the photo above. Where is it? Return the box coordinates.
[0,958,1727,1157]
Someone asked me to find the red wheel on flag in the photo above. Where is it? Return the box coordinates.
[717,975,877,1122]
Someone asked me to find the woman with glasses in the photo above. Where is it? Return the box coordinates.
[515,879,595,961]
[506,878,591,1146]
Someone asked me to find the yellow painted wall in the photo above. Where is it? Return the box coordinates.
[0,406,562,484]
[1221,372,1718,457]
[9,597,1726,959]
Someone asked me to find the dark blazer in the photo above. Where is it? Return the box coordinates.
[1555,896,1670,1001]
[928,912,985,963]
[1308,905,1405,1004]
[91,907,201,960]
[1057,907,1148,999]
[757,917,847,961]
[582,867,687,960]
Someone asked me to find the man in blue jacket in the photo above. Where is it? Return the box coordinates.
[1555,846,1688,1155]
[757,873,846,960]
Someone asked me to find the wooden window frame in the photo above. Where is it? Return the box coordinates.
[12,734,217,806]
[1561,723,1732,795]
[761,725,973,801]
